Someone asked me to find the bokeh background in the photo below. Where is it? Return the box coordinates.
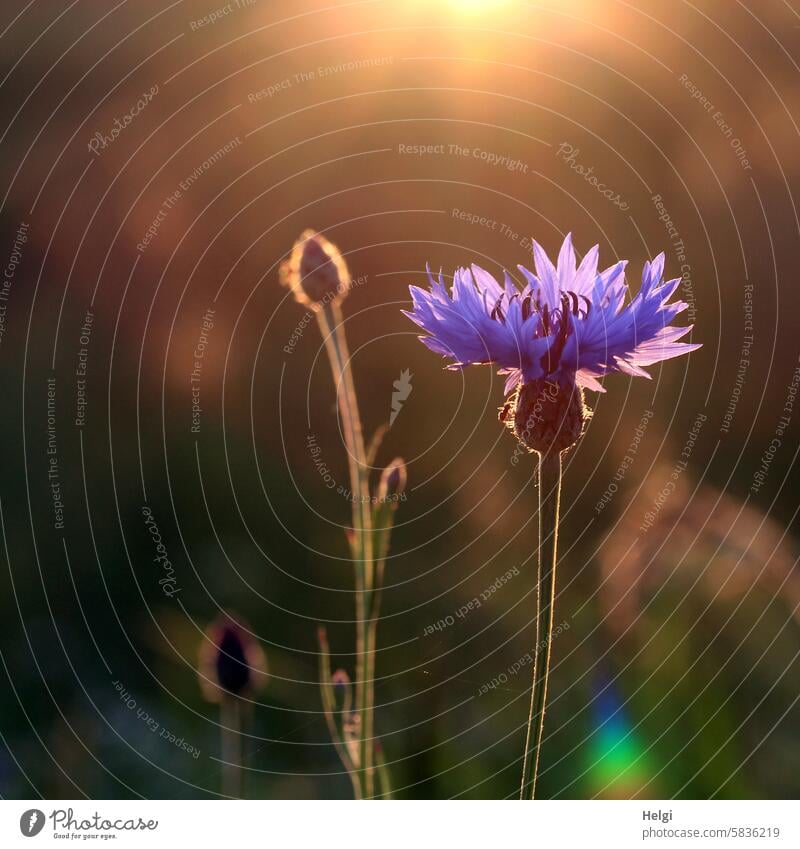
[1,0,799,799]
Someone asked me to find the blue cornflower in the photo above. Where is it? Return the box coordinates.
[405,235,702,797]
[404,234,700,453]
[405,233,699,395]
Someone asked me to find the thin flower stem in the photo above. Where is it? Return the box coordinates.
[364,552,383,794]
[520,449,562,800]
[317,626,363,800]
[317,300,376,798]
[376,744,393,799]
[220,697,242,798]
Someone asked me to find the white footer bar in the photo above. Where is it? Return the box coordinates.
[1,799,795,848]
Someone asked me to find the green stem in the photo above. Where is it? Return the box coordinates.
[220,697,242,798]
[364,553,383,793]
[520,449,562,800]
[317,627,362,800]
[376,743,393,799]
[316,301,375,798]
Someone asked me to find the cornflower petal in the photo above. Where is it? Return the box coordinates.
[405,236,700,394]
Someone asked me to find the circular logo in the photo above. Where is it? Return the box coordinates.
[19,810,45,837]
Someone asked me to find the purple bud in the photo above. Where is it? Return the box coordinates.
[198,613,267,702]
[216,626,250,694]
[377,458,407,505]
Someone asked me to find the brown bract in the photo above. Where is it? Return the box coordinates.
[500,378,590,454]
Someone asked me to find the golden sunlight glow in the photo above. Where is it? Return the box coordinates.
[446,0,511,14]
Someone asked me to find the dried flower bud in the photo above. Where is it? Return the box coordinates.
[500,378,589,454]
[198,613,267,702]
[279,229,351,309]
[377,457,407,505]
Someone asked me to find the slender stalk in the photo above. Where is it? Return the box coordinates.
[316,300,375,798]
[220,697,242,798]
[317,626,362,800]
[375,743,393,799]
[520,449,562,800]
[363,563,382,792]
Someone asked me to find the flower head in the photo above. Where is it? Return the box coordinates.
[198,613,267,702]
[404,234,700,396]
[280,229,351,309]
[405,235,700,453]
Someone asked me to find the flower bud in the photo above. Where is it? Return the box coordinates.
[500,378,588,454]
[198,613,267,702]
[377,457,407,505]
[280,229,351,309]
[331,669,353,714]
[331,668,352,688]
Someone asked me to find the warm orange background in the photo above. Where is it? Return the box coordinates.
[0,0,798,798]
